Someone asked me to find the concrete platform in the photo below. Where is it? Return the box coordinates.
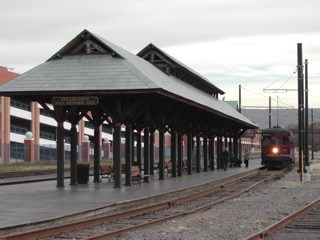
[0,159,263,229]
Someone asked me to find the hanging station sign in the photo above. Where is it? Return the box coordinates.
[52,96,99,106]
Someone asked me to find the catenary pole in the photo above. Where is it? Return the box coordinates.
[304,59,309,166]
[269,96,271,128]
[311,108,314,160]
[297,43,305,179]
[238,85,242,162]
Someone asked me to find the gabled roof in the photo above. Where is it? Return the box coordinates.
[47,29,124,61]
[0,29,162,92]
[0,29,256,128]
[137,43,225,96]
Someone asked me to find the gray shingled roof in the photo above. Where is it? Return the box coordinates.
[137,43,225,95]
[0,54,160,91]
[0,30,256,128]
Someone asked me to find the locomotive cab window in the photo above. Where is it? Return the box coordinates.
[271,136,278,145]
[282,136,290,145]
[262,136,270,145]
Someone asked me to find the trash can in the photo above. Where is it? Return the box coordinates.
[77,164,90,184]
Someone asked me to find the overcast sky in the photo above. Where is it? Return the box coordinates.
[1,0,319,109]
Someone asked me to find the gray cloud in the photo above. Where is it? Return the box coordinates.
[1,0,320,108]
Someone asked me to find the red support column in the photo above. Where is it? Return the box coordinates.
[103,137,111,160]
[24,131,35,163]
[30,102,40,162]
[0,96,10,163]
[82,135,90,163]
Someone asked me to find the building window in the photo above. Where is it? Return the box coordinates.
[40,108,52,117]
[11,124,29,135]
[85,122,94,129]
[38,145,71,161]
[65,136,71,144]
[10,99,30,111]
[40,131,56,141]
[39,145,56,161]
[10,142,24,160]
[102,125,111,134]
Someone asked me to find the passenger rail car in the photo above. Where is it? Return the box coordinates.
[261,127,295,169]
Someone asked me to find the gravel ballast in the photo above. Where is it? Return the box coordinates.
[118,162,320,240]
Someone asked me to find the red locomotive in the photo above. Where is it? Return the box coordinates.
[261,127,295,169]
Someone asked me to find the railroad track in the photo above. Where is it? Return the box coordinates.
[0,169,58,178]
[0,169,60,186]
[245,198,320,240]
[0,169,76,186]
[0,168,288,240]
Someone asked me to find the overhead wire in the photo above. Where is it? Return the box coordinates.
[241,86,268,99]
[264,67,297,90]
[277,70,296,90]
[241,70,296,109]
[241,86,292,108]
[275,93,294,109]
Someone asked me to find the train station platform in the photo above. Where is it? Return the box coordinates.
[1,158,264,229]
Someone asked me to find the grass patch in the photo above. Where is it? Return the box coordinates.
[0,159,116,172]
[0,156,194,172]
[0,161,66,172]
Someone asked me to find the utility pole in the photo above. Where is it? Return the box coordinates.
[269,96,271,128]
[311,108,314,160]
[297,43,305,178]
[238,85,242,161]
[305,59,309,166]
[276,96,279,127]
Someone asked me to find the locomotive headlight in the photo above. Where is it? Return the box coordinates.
[272,147,279,154]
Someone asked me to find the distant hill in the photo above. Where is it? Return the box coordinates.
[241,108,320,129]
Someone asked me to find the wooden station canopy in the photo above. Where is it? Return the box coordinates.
[0,29,257,187]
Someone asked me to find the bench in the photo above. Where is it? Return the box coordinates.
[131,166,150,185]
[99,165,115,182]
[166,161,173,176]
[182,160,188,172]
[121,163,126,174]
[208,160,212,169]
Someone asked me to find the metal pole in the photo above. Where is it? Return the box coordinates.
[269,96,271,128]
[158,128,165,180]
[311,108,314,160]
[56,121,65,187]
[93,126,101,183]
[144,127,150,174]
[297,43,305,178]
[277,96,279,127]
[177,131,183,176]
[238,85,242,162]
[171,130,177,177]
[302,150,305,184]
[124,124,132,186]
[196,134,200,173]
[239,85,241,114]
[304,59,309,166]
[203,136,208,172]
[113,122,122,188]
[209,136,215,170]
[70,124,78,185]
[187,133,192,175]
[149,132,155,174]
[137,132,142,168]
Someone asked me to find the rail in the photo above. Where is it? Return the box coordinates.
[0,168,287,240]
[244,197,320,240]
